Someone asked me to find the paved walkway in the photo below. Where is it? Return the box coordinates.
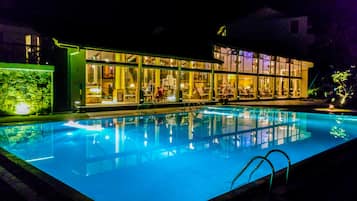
[0,99,356,201]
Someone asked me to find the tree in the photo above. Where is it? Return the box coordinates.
[331,69,354,106]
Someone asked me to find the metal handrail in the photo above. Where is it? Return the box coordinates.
[248,149,291,184]
[230,156,275,191]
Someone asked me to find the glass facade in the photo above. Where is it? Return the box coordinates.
[258,76,274,99]
[181,71,211,101]
[85,63,138,104]
[215,73,237,100]
[79,45,310,106]
[258,54,275,75]
[276,77,289,98]
[238,75,257,99]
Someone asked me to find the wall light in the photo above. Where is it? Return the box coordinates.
[15,102,30,115]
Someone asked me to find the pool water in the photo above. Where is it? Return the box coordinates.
[0,106,356,201]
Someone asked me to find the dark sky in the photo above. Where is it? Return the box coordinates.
[1,0,314,34]
[1,0,352,37]
[3,0,355,61]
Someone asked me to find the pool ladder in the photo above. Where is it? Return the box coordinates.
[230,149,291,192]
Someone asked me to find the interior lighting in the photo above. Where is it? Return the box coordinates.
[89,88,101,93]
[167,95,176,101]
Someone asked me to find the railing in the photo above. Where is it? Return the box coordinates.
[230,156,275,191]
[248,149,291,184]
[230,149,291,192]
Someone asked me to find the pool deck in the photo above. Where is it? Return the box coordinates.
[0,99,357,201]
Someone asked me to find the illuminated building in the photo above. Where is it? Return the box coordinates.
[53,39,313,111]
[0,15,314,114]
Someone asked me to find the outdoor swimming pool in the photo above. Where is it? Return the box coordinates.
[0,106,356,201]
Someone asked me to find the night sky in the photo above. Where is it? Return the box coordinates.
[1,0,318,35]
[1,0,356,64]
[1,0,355,38]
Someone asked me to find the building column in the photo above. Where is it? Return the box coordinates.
[137,56,143,103]
[210,64,215,101]
[176,65,181,102]
[114,54,120,102]
[273,56,277,99]
[189,62,194,98]
[255,54,260,100]
[288,59,292,98]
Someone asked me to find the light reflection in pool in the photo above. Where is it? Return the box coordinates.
[0,106,356,201]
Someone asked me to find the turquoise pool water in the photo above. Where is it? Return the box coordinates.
[0,106,356,201]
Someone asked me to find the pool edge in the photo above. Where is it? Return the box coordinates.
[0,147,93,201]
[209,137,357,201]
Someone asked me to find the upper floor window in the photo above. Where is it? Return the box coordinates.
[25,34,40,64]
[290,20,299,34]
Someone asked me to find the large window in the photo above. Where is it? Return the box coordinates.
[213,46,237,72]
[143,56,156,65]
[291,59,302,77]
[86,50,116,62]
[101,65,115,102]
[238,51,257,73]
[85,65,138,104]
[258,76,274,99]
[141,69,157,102]
[83,47,309,105]
[258,54,274,75]
[276,57,289,76]
[276,77,289,98]
[142,69,178,103]
[25,34,40,64]
[216,73,237,100]
[86,64,102,104]
[191,61,211,70]
[238,75,256,99]
[218,47,238,72]
[86,51,140,64]
[290,79,301,97]
[120,67,138,103]
[180,71,210,101]
[159,70,178,102]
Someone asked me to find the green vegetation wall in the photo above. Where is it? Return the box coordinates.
[0,64,54,115]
